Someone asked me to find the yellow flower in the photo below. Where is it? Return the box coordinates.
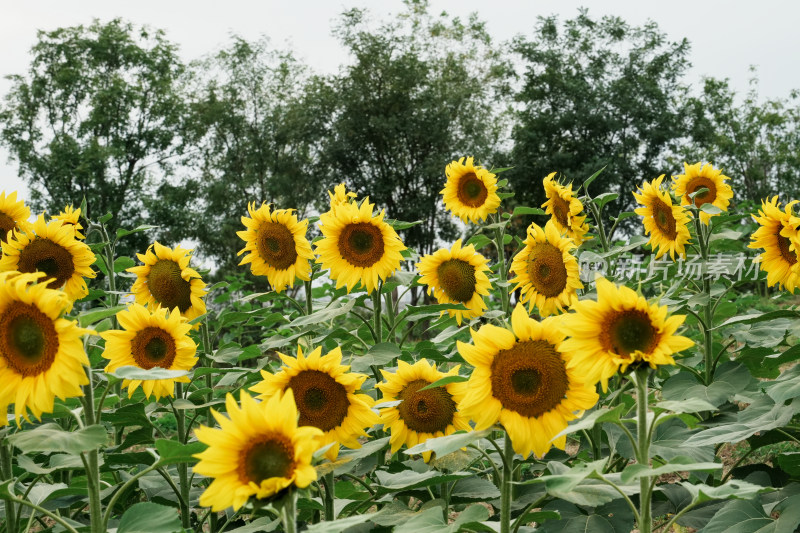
[194,390,323,512]
[315,199,406,294]
[748,197,800,292]
[251,345,379,462]
[633,175,692,259]
[128,242,207,323]
[440,156,501,224]
[672,162,733,225]
[52,205,85,240]
[416,239,492,325]
[0,214,96,301]
[542,173,591,245]
[328,183,357,212]
[560,277,694,392]
[101,303,197,400]
[0,190,32,245]
[376,359,471,462]
[509,221,583,317]
[237,203,314,293]
[0,271,90,425]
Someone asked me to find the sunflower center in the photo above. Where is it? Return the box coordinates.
[551,197,570,227]
[256,222,298,271]
[239,436,295,485]
[131,327,177,369]
[16,238,76,289]
[778,234,797,265]
[148,260,193,312]
[337,222,385,268]
[397,379,457,434]
[526,243,568,298]
[0,302,59,377]
[456,173,489,208]
[436,259,477,303]
[601,310,658,357]
[651,198,677,239]
[0,212,16,243]
[686,177,717,207]
[490,340,569,418]
[287,370,350,432]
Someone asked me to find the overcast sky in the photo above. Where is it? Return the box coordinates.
[2,0,799,198]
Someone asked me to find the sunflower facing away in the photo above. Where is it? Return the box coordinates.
[52,205,85,240]
[440,156,501,224]
[0,271,90,425]
[237,203,314,293]
[560,277,694,392]
[748,197,800,292]
[376,359,471,462]
[509,221,583,317]
[542,173,591,245]
[194,390,323,512]
[417,239,492,325]
[101,303,197,400]
[457,304,599,458]
[128,242,207,323]
[251,345,379,461]
[0,190,32,245]
[0,214,96,302]
[672,162,733,225]
[633,175,692,260]
[328,183,357,212]
[315,199,406,294]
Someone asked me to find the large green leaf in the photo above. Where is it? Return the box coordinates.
[349,342,400,373]
[373,469,472,494]
[404,430,490,458]
[620,456,720,483]
[9,424,106,454]
[683,398,800,447]
[154,439,207,465]
[110,366,189,380]
[117,502,182,533]
[681,479,772,505]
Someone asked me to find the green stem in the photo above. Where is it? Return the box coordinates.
[98,224,118,311]
[304,280,313,315]
[493,225,510,316]
[635,368,652,533]
[693,216,714,385]
[281,490,298,533]
[81,367,103,533]
[441,481,450,523]
[372,285,383,343]
[102,461,161,532]
[323,471,335,521]
[5,493,80,533]
[383,292,396,342]
[500,433,515,533]
[174,383,191,529]
[1,442,18,533]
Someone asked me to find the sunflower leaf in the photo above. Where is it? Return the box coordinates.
[9,424,107,455]
[583,166,606,193]
[153,439,206,465]
[511,206,546,217]
[109,366,189,380]
[404,429,491,458]
[117,502,181,533]
[417,375,468,391]
[78,305,127,327]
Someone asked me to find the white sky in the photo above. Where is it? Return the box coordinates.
[2,0,799,198]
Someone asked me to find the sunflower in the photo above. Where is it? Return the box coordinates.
[101,303,197,400]
[0,190,32,245]
[456,304,599,458]
[250,345,379,462]
[237,203,314,293]
[128,242,207,323]
[633,175,692,260]
[509,221,583,317]
[315,199,406,294]
[542,173,591,245]
[440,156,501,224]
[376,359,471,462]
[0,214,96,302]
[560,277,694,392]
[748,197,800,292]
[672,162,733,225]
[52,205,85,240]
[416,239,492,325]
[0,271,90,425]
[328,183,357,211]
[194,390,323,512]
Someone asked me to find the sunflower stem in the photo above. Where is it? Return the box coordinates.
[98,222,118,311]
[372,285,383,342]
[323,471,336,521]
[80,366,104,533]
[175,383,192,529]
[493,225,510,316]
[693,216,714,385]
[1,442,18,533]
[500,433,515,533]
[304,280,313,315]
[281,490,298,533]
[634,367,652,533]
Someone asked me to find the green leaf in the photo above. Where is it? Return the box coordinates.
[683,398,799,447]
[78,305,126,327]
[714,309,800,330]
[117,502,181,533]
[116,224,159,239]
[374,469,472,494]
[511,206,546,217]
[417,375,468,391]
[404,429,490,458]
[110,366,189,380]
[654,398,718,414]
[465,234,492,250]
[154,439,207,465]
[114,256,135,273]
[700,203,723,215]
[305,510,383,533]
[592,192,619,210]
[766,365,800,403]
[620,456,721,483]
[289,298,355,327]
[349,342,400,373]
[9,424,107,454]
[583,166,606,193]
[552,405,625,439]
[385,219,423,230]
[449,476,500,501]
[702,499,773,533]
[681,479,772,505]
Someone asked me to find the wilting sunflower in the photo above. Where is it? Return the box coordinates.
[328,183,357,211]
[542,173,591,245]
[748,197,800,292]
[457,304,599,458]
[509,221,583,317]
[633,175,692,260]
[0,271,90,425]
[237,203,314,293]
[0,214,96,302]
[315,199,406,294]
[128,242,207,323]
[250,345,379,461]
[440,156,501,224]
[194,390,323,512]
[376,359,471,462]
[52,205,85,240]
[672,162,733,225]
[0,190,32,245]
[560,277,694,392]
[101,303,197,400]
[416,240,492,325]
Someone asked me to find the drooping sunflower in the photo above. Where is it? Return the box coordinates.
[633,175,692,260]
[0,214,96,302]
[457,304,599,458]
[416,239,492,325]
[194,390,323,512]
[560,277,694,392]
[509,221,583,317]
[0,271,90,425]
[52,205,85,240]
[542,173,591,245]
[128,242,207,323]
[250,345,379,461]
[376,359,471,462]
[672,162,733,225]
[440,156,501,224]
[0,190,32,245]
[748,197,800,292]
[237,203,314,293]
[315,199,406,294]
[328,182,357,212]
[101,303,197,400]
